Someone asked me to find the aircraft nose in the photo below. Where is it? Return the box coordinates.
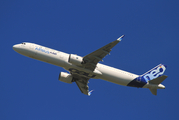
[13,44,17,50]
[13,44,20,52]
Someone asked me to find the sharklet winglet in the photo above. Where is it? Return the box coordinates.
[117,35,125,41]
[88,90,94,96]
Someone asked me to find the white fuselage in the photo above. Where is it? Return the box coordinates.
[13,42,139,87]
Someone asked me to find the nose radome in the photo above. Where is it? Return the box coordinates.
[13,44,20,51]
[13,44,17,50]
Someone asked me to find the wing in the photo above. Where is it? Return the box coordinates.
[72,35,124,95]
[75,78,89,95]
[82,35,124,71]
[72,73,90,95]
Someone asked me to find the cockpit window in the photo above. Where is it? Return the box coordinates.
[21,42,26,45]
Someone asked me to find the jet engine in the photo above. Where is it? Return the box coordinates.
[58,72,73,84]
[68,54,83,66]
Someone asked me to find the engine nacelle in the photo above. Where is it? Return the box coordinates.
[68,54,83,66]
[58,72,73,84]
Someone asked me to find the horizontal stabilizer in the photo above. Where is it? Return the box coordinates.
[148,75,167,95]
[149,88,157,95]
[149,75,168,84]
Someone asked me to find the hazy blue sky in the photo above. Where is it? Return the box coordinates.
[1,0,179,120]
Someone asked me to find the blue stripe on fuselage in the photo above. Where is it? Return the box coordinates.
[127,76,147,88]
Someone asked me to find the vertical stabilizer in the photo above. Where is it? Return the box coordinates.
[141,64,167,82]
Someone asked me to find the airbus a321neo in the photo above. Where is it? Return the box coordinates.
[13,35,167,96]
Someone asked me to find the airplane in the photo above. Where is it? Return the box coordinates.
[13,35,167,96]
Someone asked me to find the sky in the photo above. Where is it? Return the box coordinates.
[1,0,179,120]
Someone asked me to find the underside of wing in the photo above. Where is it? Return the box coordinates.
[71,73,90,95]
[75,78,89,95]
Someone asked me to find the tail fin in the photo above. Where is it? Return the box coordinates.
[141,64,167,82]
[141,64,167,95]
